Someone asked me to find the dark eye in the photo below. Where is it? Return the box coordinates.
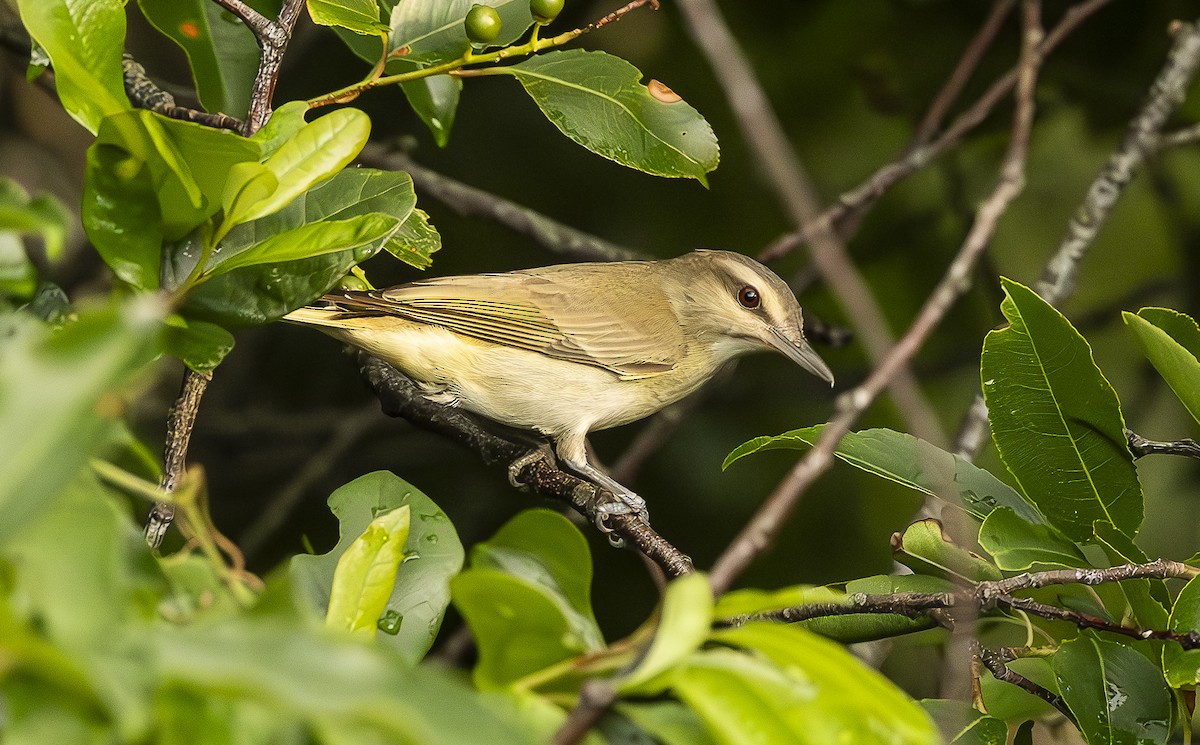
[737,285,761,309]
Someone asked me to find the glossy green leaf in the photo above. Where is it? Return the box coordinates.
[685,624,939,744]
[982,278,1142,542]
[503,50,719,183]
[920,700,1007,745]
[893,519,1002,582]
[469,509,598,634]
[290,471,464,665]
[1052,635,1171,745]
[205,213,400,277]
[180,168,418,326]
[978,507,1087,571]
[401,75,462,147]
[221,108,371,228]
[451,567,594,690]
[81,144,164,289]
[724,426,1042,524]
[250,100,312,155]
[136,0,262,118]
[220,161,279,229]
[307,0,390,35]
[0,300,162,545]
[387,0,534,63]
[619,573,713,693]
[324,504,411,637]
[1163,574,1200,687]
[1124,309,1200,427]
[17,0,130,133]
[162,316,235,373]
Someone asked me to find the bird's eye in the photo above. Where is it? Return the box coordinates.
[737,285,761,309]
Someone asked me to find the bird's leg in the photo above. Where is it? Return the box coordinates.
[507,444,555,490]
[554,435,649,528]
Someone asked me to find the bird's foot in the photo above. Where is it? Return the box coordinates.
[507,447,553,490]
[592,491,650,548]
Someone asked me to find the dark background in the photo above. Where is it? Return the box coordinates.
[3,0,1198,699]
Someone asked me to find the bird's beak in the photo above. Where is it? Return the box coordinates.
[769,327,835,386]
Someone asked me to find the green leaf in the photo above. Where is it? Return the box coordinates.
[389,207,441,268]
[1163,574,1200,687]
[162,316,235,373]
[290,471,464,665]
[307,0,390,35]
[250,100,312,155]
[0,300,163,545]
[387,0,534,64]
[978,657,1059,723]
[684,625,939,744]
[0,178,69,260]
[136,0,262,118]
[1124,309,1200,427]
[503,50,719,183]
[82,145,164,290]
[205,213,400,277]
[324,504,411,637]
[920,700,1007,745]
[1052,635,1172,745]
[469,509,598,633]
[219,108,372,229]
[401,75,462,147]
[982,278,1142,542]
[619,573,713,693]
[220,161,279,229]
[978,507,1087,572]
[17,0,130,133]
[724,426,1042,524]
[892,519,1003,582]
[180,168,419,327]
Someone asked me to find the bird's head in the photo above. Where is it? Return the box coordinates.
[667,250,834,386]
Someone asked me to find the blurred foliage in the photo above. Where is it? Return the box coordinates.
[5,0,1200,742]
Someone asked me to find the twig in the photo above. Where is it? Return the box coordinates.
[758,0,1115,264]
[973,644,1074,721]
[121,55,243,131]
[954,17,1200,460]
[551,681,618,745]
[146,370,211,548]
[1158,121,1200,150]
[359,144,646,262]
[1126,430,1200,459]
[239,404,384,557]
[359,354,695,578]
[238,0,307,135]
[674,0,946,447]
[913,0,1017,146]
[708,0,1044,595]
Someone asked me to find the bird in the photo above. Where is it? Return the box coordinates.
[284,249,833,528]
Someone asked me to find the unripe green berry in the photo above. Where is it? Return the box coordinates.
[529,0,564,24]
[465,5,502,44]
[336,274,371,292]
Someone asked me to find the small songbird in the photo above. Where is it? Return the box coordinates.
[284,249,833,524]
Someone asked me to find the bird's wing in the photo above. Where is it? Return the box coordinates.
[320,272,684,378]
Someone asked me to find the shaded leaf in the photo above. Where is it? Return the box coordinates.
[982,278,1142,541]
[892,519,1003,582]
[1124,309,1200,427]
[1052,635,1171,745]
[920,700,1007,745]
[619,573,713,693]
[1163,574,1200,687]
[162,316,235,373]
[504,50,719,183]
[136,0,262,118]
[724,426,1042,524]
[401,75,462,147]
[618,702,718,745]
[290,471,463,665]
[978,507,1088,572]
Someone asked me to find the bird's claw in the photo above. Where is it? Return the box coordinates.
[593,493,650,548]
[507,449,548,490]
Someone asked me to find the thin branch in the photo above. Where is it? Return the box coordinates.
[239,404,384,557]
[359,144,646,262]
[674,0,946,448]
[121,55,243,131]
[1127,430,1200,459]
[913,0,1017,146]
[209,0,275,37]
[758,0,1115,264]
[973,644,1074,721]
[240,0,306,135]
[1158,121,1200,150]
[709,0,1044,595]
[146,370,211,548]
[551,681,618,745]
[955,17,1200,460]
[360,354,695,578]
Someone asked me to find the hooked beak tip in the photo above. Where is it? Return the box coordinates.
[769,328,835,387]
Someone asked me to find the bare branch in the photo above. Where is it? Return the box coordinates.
[1127,430,1200,460]
[974,644,1074,721]
[121,55,242,131]
[146,370,211,548]
[708,0,1044,595]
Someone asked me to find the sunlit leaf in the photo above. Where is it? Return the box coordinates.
[307,0,389,35]
[324,505,411,637]
[1124,308,1200,427]
[619,573,713,693]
